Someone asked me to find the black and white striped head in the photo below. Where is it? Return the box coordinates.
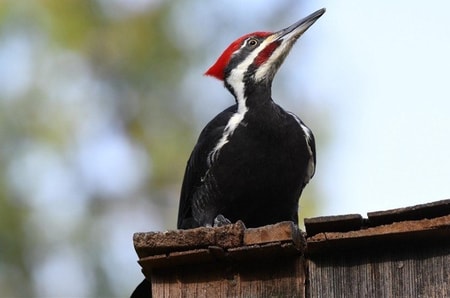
[205,8,325,99]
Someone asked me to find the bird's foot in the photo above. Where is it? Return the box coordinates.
[213,214,232,227]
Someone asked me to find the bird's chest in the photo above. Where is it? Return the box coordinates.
[218,112,306,175]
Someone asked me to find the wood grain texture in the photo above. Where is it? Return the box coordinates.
[132,200,450,298]
[307,214,450,253]
[244,221,304,249]
[307,245,450,297]
[304,214,363,236]
[367,199,450,226]
[134,221,245,258]
[152,255,306,298]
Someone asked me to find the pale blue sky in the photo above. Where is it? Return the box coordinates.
[302,1,450,215]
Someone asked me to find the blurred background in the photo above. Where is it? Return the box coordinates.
[1,0,449,296]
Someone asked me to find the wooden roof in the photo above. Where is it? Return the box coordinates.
[305,199,450,253]
[134,199,450,269]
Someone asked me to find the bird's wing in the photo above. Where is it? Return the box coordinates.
[288,111,317,183]
[177,105,237,229]
[305,124,317,182]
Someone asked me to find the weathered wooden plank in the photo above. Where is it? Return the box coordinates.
[307,214,450,253]
[367,198,450,226]
[307,244,450,297]
[244,221,305,249]
[151,255,306,298]
[304,214,363,236]
[138,249,213,269]
[228,242,301,261]
[138,240,304,273]
[135,221,305,270]
[132,200,450,298]
[133,221,245,258]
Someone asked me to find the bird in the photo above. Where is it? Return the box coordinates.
[177,8,325,230]
[131,8,325,297]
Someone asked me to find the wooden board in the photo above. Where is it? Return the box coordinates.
[135,221,305,269]
[132,200,450,298]
[308,244,450,297]
[307,214,450,253]
[304,214,363,236]
[151,255,306,298]
[367,198,450,226]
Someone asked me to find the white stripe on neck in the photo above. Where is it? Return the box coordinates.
[207,37,274,166]
[207,75,247,166]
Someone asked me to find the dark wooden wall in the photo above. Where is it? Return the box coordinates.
[134,200,450,297]
[308,244,450,297]
[152,256,305,297]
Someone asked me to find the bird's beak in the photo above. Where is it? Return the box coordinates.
[274,8,326,42]
[248,8,326,83]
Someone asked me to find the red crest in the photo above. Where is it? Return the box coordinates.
[205,32,271,81]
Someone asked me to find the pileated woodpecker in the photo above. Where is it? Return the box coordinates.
[177,8,325,229]
[131,9,325,297]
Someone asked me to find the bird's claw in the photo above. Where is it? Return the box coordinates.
[213,214,232,227]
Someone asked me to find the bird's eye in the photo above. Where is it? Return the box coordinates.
[247,38,259,47]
